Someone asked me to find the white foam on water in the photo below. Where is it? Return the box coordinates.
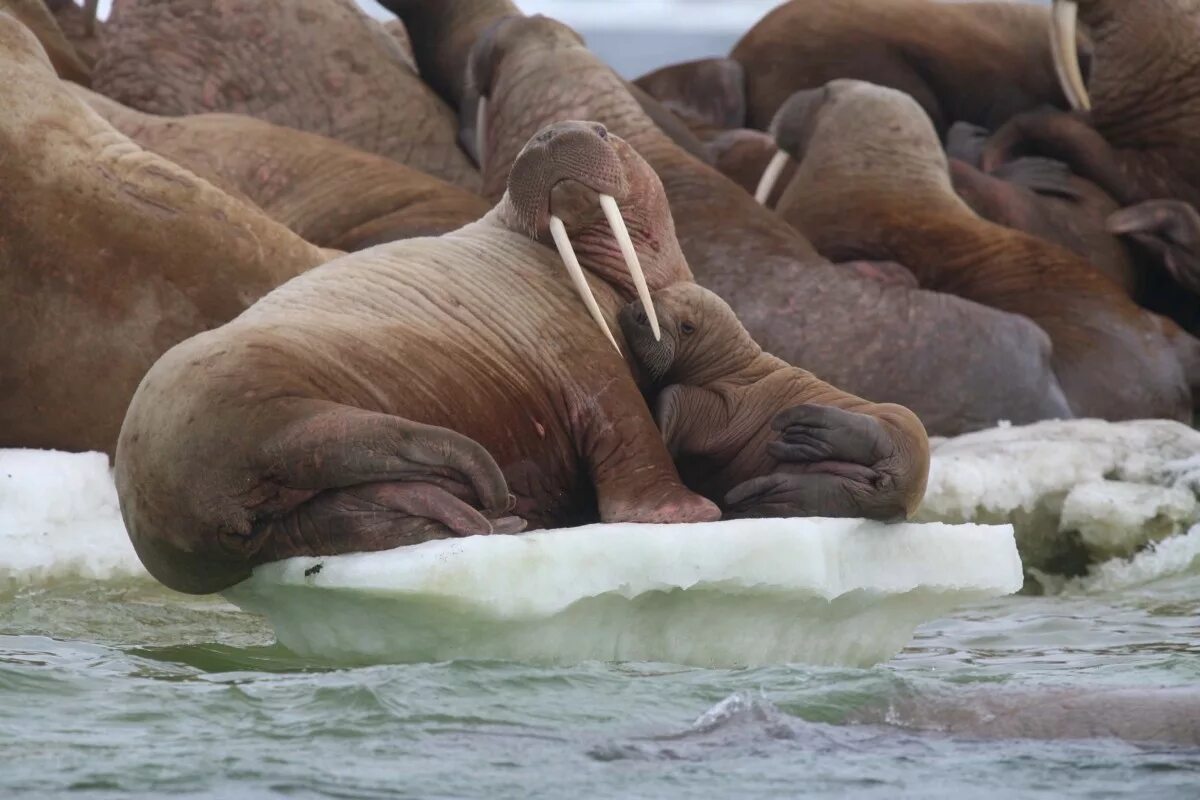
[0,449,145,590]
[223,518,1022,668]
[916,419,1200,576]
[1061,523,1200,595]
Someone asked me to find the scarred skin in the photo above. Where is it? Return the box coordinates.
[769,80,1197,421]
[93,0,480,191]
[115,122,720,595]
[76,87,489,250]
[619,284,930,521]
[0,13,327,456]
[731,0,1085,134]
[395,9,1074,436]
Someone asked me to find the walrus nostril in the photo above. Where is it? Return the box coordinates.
[536,129,555,144]
[594,125,608,139]
[636,311,648,326]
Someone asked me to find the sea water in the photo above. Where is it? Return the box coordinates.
[3,561,1199,798]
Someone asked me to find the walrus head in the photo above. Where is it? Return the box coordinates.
[619,282,760,387]
[499,120,694,352]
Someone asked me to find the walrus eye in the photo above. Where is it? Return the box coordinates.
[680,322,696,336]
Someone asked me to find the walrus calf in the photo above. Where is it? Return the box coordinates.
[116,121,721,595]
[759,79,1198,422]
[619,283,930,521]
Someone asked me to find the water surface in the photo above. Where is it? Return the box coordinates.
[4,567,1199,799]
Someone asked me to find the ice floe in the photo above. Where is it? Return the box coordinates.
[223,518,1022,667]
[916,419,1200,580]
[0,449,143,590]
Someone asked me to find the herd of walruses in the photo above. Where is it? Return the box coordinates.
[2,0,1198,594]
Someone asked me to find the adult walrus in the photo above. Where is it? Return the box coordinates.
[397,6,1074,436]
[116,121,723,595]
[75,87,489,250]
[0,12,326,456]
[760,80,1198,422]
[619,283,930,521]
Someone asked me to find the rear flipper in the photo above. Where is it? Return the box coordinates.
[724,404,912,523]
[243,401,525,564]
[1108,200,1200,296]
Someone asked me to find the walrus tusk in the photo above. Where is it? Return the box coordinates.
[549,214,622,354]
[754,150,790,205]
[598,193,661,341]
[475,95,488,172]
[84,0,100,36]
[1050,0,1091,112]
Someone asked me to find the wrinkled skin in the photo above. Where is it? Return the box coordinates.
[946,150,1138,294]
[93,0,480,190]
[0,14,327,455]
[951,121,1200,334]
[115,122,720,595]
[78,88,489,250]
[851,686,1200,747]
[619,284,930,521]
[769,80,1197,421]
[419,10,1074,436]
[2,0,89,81]
[731,0,1086,134]
[982,0,1200,211]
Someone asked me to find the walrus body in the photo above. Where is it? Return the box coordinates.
[767,80,1197,422]
[0,14,326,455]
[621,284,929,521]
[115,123,719,595]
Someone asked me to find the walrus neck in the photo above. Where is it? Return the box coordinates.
[380,0,519,107]
[672,337,769,388]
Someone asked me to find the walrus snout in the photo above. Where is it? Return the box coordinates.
[508,121,662,353]
[620,299,676,383]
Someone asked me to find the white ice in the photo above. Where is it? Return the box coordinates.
[916,419,1200,579]
[4,417,1199,665]
[223,517,1022,668]
[0,449,143,590]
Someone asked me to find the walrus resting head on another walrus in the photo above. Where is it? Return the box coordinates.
[619,283,930,522]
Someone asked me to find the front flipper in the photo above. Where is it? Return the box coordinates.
[766,403,896,466]
[724,404,917,523]
[980,109,1134,205]
[1108,200,1200,296]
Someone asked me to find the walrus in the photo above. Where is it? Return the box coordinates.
[760,79,1199,422]
[115,121,724,595]
[0,12,327,456]
[619,283,929,520]
[75,87,489,250]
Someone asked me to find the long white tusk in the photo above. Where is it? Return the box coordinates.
[549,214,622,354]
[754,150,790,205]
[1050,0,1091,112]
[598,193,661,341]
[475,95,488,172]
